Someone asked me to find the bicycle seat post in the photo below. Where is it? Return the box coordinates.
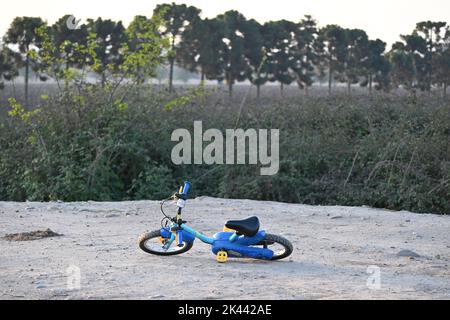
[229,233,239,242]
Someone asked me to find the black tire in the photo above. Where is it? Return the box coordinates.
[138,230,193,256]
[262,233,293,260]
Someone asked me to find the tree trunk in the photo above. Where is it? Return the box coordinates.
[64,61,70,89]
[25,53,29,107]
[101,72,106,88]
[228,74,233,97]
[169,57,174,94]
[198,67,205,106]
[200,67,205,83]
[429,37,433,93]
[169,36,175,93]
[304,85,308,96]
[256,68,261,99]
[369,74,373,95]
[347,79,351,95]
[328,58,332,96]
[444,81,447,98]
[12,78,17,99]
[280,82,284,97]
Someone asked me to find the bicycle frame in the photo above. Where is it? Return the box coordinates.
[160,222,213,247]
[159,221,274,260]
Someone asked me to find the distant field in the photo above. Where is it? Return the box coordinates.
[0,81,423,105]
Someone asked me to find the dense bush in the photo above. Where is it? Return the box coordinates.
[0,85,449,214]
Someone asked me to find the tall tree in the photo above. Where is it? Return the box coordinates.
[3,17,46,105]
[319,25,348,95]
[388,41,416,90]
[262,20,296,96]
[363,39,391,93]
[341,28,370,94]
[243,19,267,98]
[29,16,91,87]
[291,15,321,94]
[178,17,227,83]
[0,46,20,90]
[126,15,168,84]
[433,26,450,96]
[401,33,428,90]
[153,2,201,93]
[415,21,448,90]
[216,10,251,96]
[50,15,89,72]
[85,18,127,86]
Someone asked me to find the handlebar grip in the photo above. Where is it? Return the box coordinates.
[181,181,190,197]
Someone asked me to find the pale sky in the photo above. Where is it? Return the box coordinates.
[1,0,449,47]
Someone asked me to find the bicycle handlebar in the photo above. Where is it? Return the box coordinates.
[176,181,191,210]
[181,181,190,197]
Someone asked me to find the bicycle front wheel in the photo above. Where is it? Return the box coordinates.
[138,230,193,256]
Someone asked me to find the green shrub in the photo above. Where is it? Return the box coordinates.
[0,85,449,214]
[131,163,175,200]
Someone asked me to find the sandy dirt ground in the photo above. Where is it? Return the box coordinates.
[1,197,449,300]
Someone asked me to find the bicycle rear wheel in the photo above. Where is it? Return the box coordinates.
[259,233,293,260]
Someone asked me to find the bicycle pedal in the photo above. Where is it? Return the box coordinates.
[216,250,228,263]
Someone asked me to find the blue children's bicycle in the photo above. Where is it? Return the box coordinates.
[138,181,293,262]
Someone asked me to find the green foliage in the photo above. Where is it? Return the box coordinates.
[3,17,46,52]
[164,83,208,110]
[153,2,201,92]
[262,20,296,88]
[2,10,449,96]
[124,14,170,82]
[177,17,227,81]
[89,19,126,60]
[3,16,47,102]
[388,22,449,93]
[216,10,252,94]
[0,47,20,87]
[1,85,449,215]
[131,163,175,200]
[291,15,321,90]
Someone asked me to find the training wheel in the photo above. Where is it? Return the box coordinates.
[216,250,228,263]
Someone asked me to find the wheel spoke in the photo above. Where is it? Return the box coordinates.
[139,230,194,256]
[144,238,186,253]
